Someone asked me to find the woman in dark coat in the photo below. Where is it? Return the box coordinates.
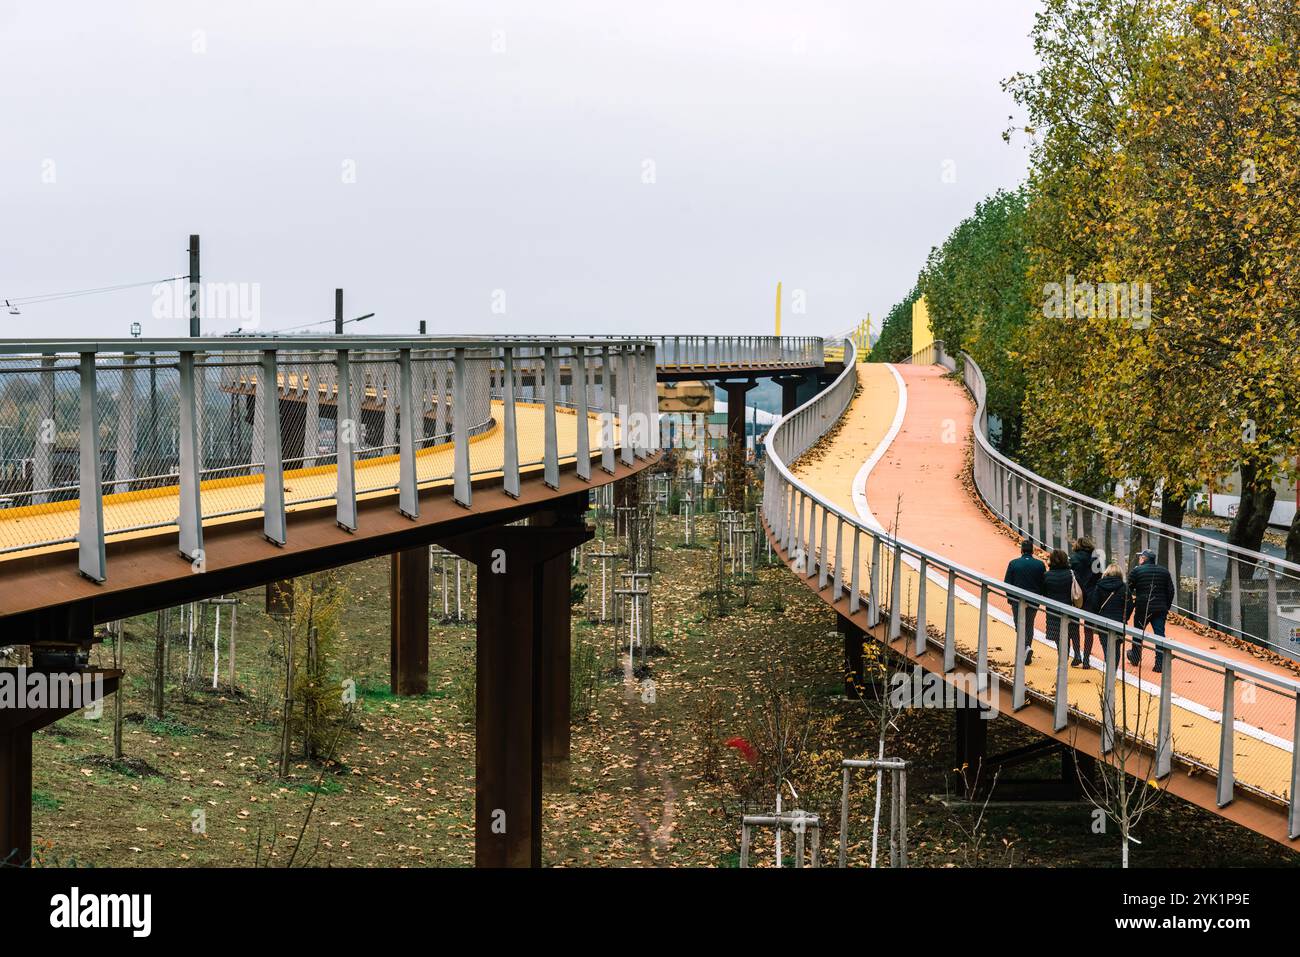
[1068,538,1101,666]
[1085,562,1130,668]
[1040,549,1076,658]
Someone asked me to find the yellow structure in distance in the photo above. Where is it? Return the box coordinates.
[911,295,934,356]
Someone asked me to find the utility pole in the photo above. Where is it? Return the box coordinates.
[335,288,344,335]
[188,234,201,337]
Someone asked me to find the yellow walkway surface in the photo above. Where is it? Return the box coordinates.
[791,363,1294,805]
[0,402,611,559]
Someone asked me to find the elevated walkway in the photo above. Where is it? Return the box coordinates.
[764,345,1300,848]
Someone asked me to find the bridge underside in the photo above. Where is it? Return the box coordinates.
[0,453,653,638]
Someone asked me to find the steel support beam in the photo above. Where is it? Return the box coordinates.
[0,669,119,867]
[838,612,864,697]
[532,492,588,790]
[440,519,592,867]
[390,546,430,696]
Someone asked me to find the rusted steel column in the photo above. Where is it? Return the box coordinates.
[774,375,804,417]
[0,728,32,867]
[390,547,430,696]
[955,704,988,773]
[1,668,120,867]
[533,492,587,791]
[723,380,756,511]
[442,517,592,868]
[838,612,864,697]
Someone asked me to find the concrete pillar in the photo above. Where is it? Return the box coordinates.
[390,546,430,696]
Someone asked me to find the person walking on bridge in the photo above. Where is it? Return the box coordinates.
[1086,562,1129,667]
[1068,538,1102,667]
[1041,549,1077,665]
[1126,549,1175,673]
[1004,539,1046,666]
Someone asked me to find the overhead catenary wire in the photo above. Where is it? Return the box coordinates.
[0,275,188,306]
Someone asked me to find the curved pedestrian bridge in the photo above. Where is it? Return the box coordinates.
[764,345,1300,847]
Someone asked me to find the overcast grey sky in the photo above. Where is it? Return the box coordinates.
[0,0,1038,341]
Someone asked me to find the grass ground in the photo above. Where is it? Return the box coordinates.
[27,508,1300,868]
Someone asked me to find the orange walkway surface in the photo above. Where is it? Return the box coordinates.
[0,402,611,561]
[793,362,1295,806]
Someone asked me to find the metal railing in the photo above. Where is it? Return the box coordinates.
[0,334,824,584]
[950,348,1300,662]
[478,335,822,372]
[906,340,955,371]
[764,338,1300,835]
[648,335,822,371]
[0,336,664,582]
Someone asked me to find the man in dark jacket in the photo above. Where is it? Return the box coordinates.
[1004,540,1046,665]
[1069,539,1102,666]
[1127,549,1176,672]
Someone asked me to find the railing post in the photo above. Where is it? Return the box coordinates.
[1009,597,1026,710]
[260,349,287,546]
[807,502,818,580]
[1053,611,1069,730]
[599,346,616,475]
[397,347,419,519]
[617,348,634,467]
[794,491,806,561]
[1218,670,1235,806]
[818,509,830,589]
[177,350,204,562]
[914,556,928,655]
[77,352,106,582]
[645,343,657,451]
[976,584,989,691]
[849,527,861,614]
[575,347,591,481]
[943,569,957,672]
[1101,633,1117,753]
[868,537,881,627]
[543,346,560,488]
[452,347,471,507]
[500,347,521,496]
[889,542,902,640]
[1290,696,1300,839]
[335,348,358,531]
[832,517,844,602]
[1156,655,1173,778]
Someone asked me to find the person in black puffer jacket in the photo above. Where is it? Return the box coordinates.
[1040,549,1076,664]
[1127,549,1176,672]
[1086,562,1129,667]
[1068,538,1102,667]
